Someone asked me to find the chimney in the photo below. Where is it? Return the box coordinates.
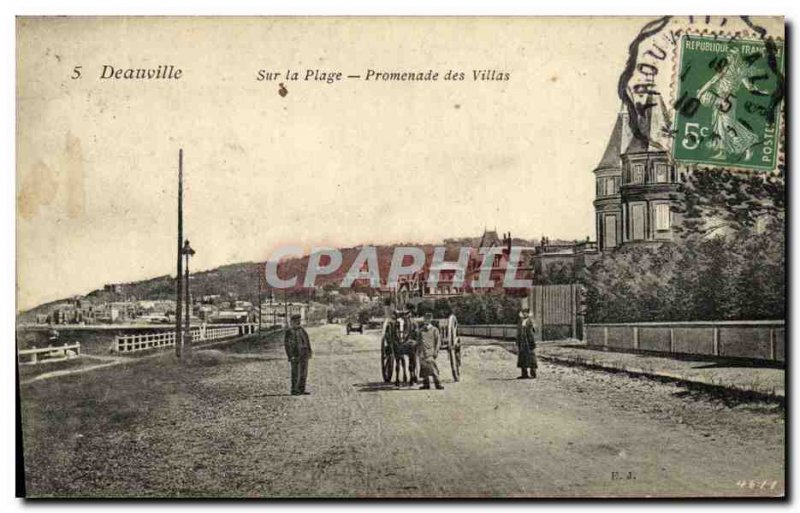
[501,232,511,256]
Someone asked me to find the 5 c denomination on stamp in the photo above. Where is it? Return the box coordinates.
[673,35,784,170]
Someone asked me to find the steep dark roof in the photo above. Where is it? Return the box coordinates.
[477,230,501,249]
[623,95,670,154]
[595,114,624,171]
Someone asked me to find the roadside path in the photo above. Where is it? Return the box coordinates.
[20,325,784,497]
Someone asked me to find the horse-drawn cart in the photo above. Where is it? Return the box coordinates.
[380,277,462,384]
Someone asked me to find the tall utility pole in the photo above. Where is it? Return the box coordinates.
[184,250,191,353]
[257,264,263,333]
[175,149,184,358]
[183,240,195,357]
[283,288,288,327]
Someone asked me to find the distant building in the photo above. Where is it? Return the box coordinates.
[594,100,684,250]
[109,301,139,321]
[49,303,75,324]
[47,297,97,325]
[103,283,126,294]
[423,262,466,297]
[137,299,176,314]
[138,313,172,324]
[195,304,218,322]
[87,300,140,324]
[416,229,535,296]
[259,300,307,326]
[465,230,533,294]
[211,310,251,324]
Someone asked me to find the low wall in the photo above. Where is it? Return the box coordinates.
[459,325,518,340]
[458,324,569,342]
[585,320,785,363]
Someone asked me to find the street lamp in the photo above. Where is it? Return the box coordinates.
[182,239,196,355]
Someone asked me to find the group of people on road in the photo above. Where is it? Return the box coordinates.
[282,305,539,396]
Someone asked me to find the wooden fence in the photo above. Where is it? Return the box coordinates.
[115,324,257,353]
[458,324,518,340]
[585,320,785,363]
[529,284,581,340]
[18,342,81,365]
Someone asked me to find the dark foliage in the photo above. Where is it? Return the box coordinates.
[533,260,581,285]
[674,167,785,237]
[587,168,785,323]
[411,294,522,325]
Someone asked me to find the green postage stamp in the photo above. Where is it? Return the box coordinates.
[673,35,784,171]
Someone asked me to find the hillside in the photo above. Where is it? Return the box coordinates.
[17,237,540,322]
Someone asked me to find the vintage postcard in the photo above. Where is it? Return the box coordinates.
[16,16,785,498]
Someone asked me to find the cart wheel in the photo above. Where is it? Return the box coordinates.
[454,336,462,378]
[382,346,394,383]
[448,338,461,382]
[381,323,394,383]
[447,315,461,382]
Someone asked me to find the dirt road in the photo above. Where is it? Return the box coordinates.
[20,325,784,498]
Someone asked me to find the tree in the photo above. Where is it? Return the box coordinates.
[411,295,522,325]
[586,244,682,323]
[534,260,578,285]
[675,167,785,238]
[676,166,785,320]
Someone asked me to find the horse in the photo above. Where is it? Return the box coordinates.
[387,315,418,387]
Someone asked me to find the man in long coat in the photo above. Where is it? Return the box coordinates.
[284,313,312,395]
[417,313,444,390]
[516,307,537,379]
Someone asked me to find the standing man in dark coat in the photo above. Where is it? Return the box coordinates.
[284,313,312,395]
[516,306,537,379]
[417,313,444,390]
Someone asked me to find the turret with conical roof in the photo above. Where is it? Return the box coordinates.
[595,107,630,172]
[593,106,627,250]
[593,97,683,250]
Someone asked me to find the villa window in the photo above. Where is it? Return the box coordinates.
[597,177,620,197]
[631,164,645,184]
[603,215,617,249]
[655,163,670,183]
[655,203,671,231]
[605,177,618,196]
[630,203,646,240]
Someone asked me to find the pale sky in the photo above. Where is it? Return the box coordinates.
[15,17,691,310]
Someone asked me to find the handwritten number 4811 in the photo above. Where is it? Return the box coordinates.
[737,480,779,490]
